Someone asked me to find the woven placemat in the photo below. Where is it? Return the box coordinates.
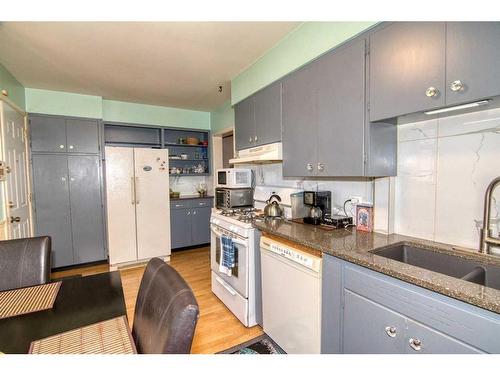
[0,281,61,320]
[29,315,137,354]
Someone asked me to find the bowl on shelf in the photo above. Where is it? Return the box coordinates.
[170,191,180,199]
[186,137,199,145]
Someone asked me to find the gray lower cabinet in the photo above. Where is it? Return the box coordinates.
[322,255,500,353]
[170,198,213,249]
[369,22,446,122]
[30,114,100,154]
[32,154,106,268]
[67,155,105,264]
[32,154,74,267]
[234,82,282,151]
[445,22,500,106]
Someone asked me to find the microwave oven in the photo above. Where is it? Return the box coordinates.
[216,168,252,188]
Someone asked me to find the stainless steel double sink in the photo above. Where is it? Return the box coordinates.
[370,243,500,290]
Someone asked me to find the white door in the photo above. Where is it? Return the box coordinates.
[134,148,170,260]
[0,101,32,239]
[105,147,137,265]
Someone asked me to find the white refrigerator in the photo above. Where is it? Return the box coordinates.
[105,146,171,268]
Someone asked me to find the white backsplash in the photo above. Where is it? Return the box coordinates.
[390,107,500,250]
[169,175,211,196]
[244,163,374,217]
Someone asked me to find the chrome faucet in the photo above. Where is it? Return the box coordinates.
[479,176,500,254]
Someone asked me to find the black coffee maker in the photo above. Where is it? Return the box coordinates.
[303,191,332,225]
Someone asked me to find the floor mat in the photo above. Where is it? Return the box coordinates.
[219,334,285,354]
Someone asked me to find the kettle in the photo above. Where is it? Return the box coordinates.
[264,193,283,218]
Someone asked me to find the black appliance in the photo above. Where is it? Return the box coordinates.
[303,191,332,225]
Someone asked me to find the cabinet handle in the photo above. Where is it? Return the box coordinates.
[254,135,258,142]
[306,163,313,172]
[425,87,439,98]
[317,163,325,171]
[10,216,21,223]
[385,326,397,338]
[187,211,191,215]
[409,338,422,351]
[131,177,136,204]
[135,177,140,204]
[450,80,464,92]
[59,144,65,149]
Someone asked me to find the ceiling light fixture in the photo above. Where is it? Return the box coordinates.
[424,100,491,115]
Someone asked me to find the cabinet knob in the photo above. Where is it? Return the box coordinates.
[409,338,422,351]
[450,80,465,92]
[425,86,439,98]
[59,144,65,149]
[254,135,258,142]
[187,211,191,215]
[306,163,313,172]
[248,137,253,143]
[61,177,67,181]
[385,326,397,338]
[69,145,74,150]
[317,163,325,171]
[193,210,197,215]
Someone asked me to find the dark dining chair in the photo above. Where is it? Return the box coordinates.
[0,236,52,292]
[132,257,200,354]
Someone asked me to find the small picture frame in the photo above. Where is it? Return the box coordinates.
[356,203,374,232]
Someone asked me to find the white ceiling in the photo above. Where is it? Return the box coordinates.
[0,22,299,111]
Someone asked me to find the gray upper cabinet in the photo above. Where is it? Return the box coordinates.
[445,22,500,106]
[283,38,381,177]
[316,39,366,176]
[369,22,446,122]
[234,97,255,150]
[66,118,100,154]
[30,115,100,154]
[30,116,67,153]
[254,81,282,146]
[32,154,74,268]
[234,82,282,151]
[282,61,318,177]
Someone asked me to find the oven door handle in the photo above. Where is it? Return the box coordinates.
[210,225,248,246]
[215,276,237,296]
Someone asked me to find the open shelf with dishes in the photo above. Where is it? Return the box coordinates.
[103,122,211,177]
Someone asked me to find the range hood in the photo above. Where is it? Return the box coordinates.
[230,142,282,164]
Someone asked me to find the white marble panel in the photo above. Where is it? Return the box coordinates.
[394,138,437,241]
[435,130,500,249]
[398,118,438,142]
[438,106,500,138]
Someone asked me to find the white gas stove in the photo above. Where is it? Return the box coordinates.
[209,186,303,328]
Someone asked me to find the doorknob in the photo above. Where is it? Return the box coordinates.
[10,216,21,223]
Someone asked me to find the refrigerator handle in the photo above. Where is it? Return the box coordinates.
[135,177,140,204]
[131,177,136,205]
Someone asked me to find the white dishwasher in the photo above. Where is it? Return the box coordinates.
[260,235,322,354]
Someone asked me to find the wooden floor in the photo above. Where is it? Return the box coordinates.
[51,246,263,354]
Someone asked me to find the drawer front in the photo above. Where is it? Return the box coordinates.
[211,271,248,326]
[194,198,213,208]
[170,200,190,210]
[343,290,406,353]
[343,261,500,353]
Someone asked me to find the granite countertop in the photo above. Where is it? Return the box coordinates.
[170,195,214,200]
[253,219,500,314]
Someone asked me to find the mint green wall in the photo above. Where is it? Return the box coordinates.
[231,22,378,104]
[26,88,103,118]
[103,100,210,129]
[210,100,234,134]
[0,64,26,109]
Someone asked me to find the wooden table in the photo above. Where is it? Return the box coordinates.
[0,271,127,354]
